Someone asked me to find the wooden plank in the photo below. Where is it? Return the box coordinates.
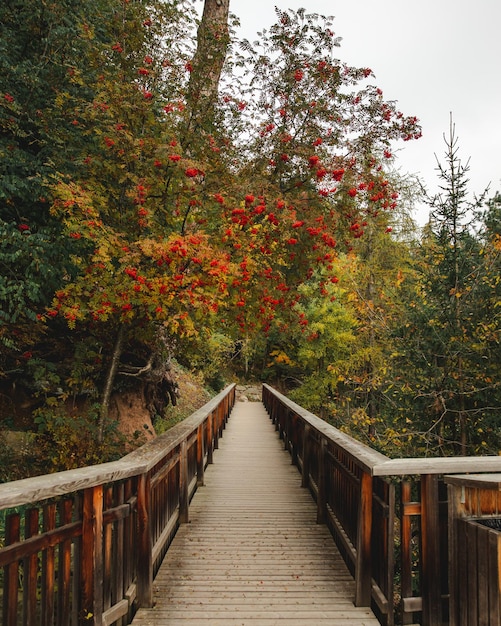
[488,529,501,625]
[103,487,113,613]
[3,513,20,626]
[301,424,311,488]
[102,599,130,626]
[375,459,501,477]
[136,473,153,609]
[179,440,189,524]
[466,521,478,626]
[385,480,395,626]
[420,474,442,626]
[81,486,104,626]
[57,499,73,626]
[447,483,460,626]
[196,423,205,486]
[400,481,415,624]
[458,519,469,626]
[131,401,380,625]
[41,503,57,626]
[316,438,326,523]
[445,474,501,490]
[477,523,489,626]
[112,484,125,626]
[23,508,39,625]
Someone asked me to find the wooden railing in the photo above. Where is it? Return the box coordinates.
[262,384,501,626]
[3,383,501,626]
[0,384,235,626]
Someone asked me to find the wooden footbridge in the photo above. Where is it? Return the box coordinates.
[2,384,501,626]
[131,400,378,625]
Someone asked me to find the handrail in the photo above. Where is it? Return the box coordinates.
[0,385,235,510]
[262,384,389,473]
[263,384,501,477]
[0,383,236,626]
[262,384,501,626]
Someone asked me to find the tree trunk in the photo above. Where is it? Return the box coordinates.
[98,325,125,443]
[185,0,230,137]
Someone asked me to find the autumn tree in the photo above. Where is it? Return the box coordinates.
[47,0,215,439]
[202,8,421,362]
[1,1,422,449]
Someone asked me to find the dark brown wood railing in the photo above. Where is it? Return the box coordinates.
[0,384,235,626]
[262,384,501,626]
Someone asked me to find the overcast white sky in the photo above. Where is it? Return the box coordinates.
[219,0,501,224]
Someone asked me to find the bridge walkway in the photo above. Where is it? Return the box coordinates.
[131,401,380,625]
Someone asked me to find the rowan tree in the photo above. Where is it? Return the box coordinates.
[1,0,422,446]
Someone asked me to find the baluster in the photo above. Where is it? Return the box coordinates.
[179,440,189,524]
[57,499,73,626]
[355,471,373,607]
[136,473,153,609]
[301,424,311,488]
[316,438,327,524]
[197,423,205,486]
[3,513,20,626]
[23,508,39,625]
[400,481,414,624]
[420,473,442,626]
[81,486,104,625]
[207,412,214,464]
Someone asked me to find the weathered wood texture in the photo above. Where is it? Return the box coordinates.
[131,401,380,626]
[446,475,501,626]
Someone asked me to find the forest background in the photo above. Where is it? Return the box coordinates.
[1,0,500,481]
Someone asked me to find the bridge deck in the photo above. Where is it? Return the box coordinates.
[131,401,379,625]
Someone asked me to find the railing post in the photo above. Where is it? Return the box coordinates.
[24,508,39,624]
[207,412,214,464]
[301,425,311,488]
[41,504,57,624]
[197,423,205,486]
[82,485,104,625]
[355,471,373,607]
[284,410,290,451]
[3,514,20,626]
[420,473,442,626]
[179,440,189,524]
[400,481,414,624]
[447,481,460,626]
[136,473,153,608]
[316,438,327,524]
[214,409,220,450]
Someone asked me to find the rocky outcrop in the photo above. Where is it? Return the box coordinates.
[235,384,262,402]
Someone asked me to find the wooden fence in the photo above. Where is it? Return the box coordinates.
[262,384,501,626]
[0,384,235,626]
